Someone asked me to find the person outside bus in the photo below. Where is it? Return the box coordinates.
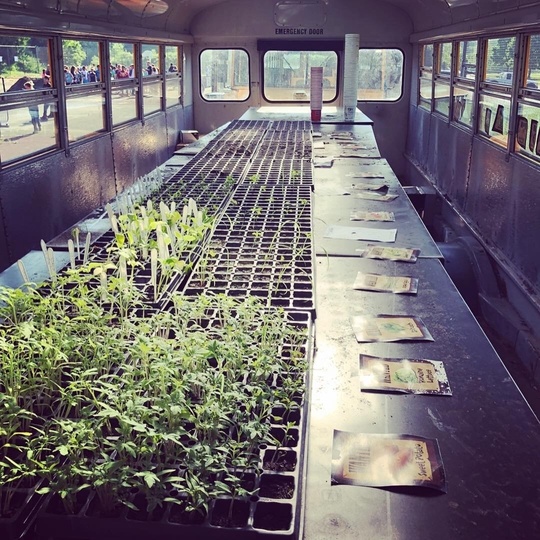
[23,80,41,133]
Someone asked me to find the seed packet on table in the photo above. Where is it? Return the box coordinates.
[355,192,398,201]
[359,354,452,395]
[330,131,354,140]
[353,272,418,294]
[331,430,447,492]
[313,141,326,149]
[358,246,420,262]
[350,211,395,222]
[350,314,433,342]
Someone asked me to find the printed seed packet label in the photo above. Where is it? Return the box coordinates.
[359,246,420,262]
[331,431,447,492]
[350,211,395,222]
[313,141,326,149]
[312,131,322,138]
[353,272,419,294]
[355,192,398,201]
[350,314,433,342]
[359,355,452,395]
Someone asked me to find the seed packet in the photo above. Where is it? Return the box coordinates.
[331,431,447,492]
[353,272,418,294]
[355,192,398,201]
[350,314,433,342]
[359,246,420,262]
[359,354,452,395]
[350,211,395,222]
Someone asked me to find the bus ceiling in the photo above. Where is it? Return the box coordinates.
[2,0,540,38]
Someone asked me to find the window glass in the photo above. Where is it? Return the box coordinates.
[165,77,181,107]
[165,45,181,108]
[478,94,510,148]
[419,44,433,110]
[109,42,136,81]
[357,49,403,101]
[453,87,475,127]
[524,35,540,89]
[165,45,180,75]
[66,92,106,142]
[434,81,451,117]
[142,44,161,76]
[484,37,516,86]
[0,102,59,164]
[516,102,540,159]
[109,42,137,125]
[142,80,162,115]
[437,43,452,76]
[456,40,477,81]
[0,35,51,91]
[422,44,434,69]
[111,85,138,125]
[201,49,250,101]
[62,39,101,84]
[0,35,59,164]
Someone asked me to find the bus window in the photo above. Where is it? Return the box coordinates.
[358,49,403,102]
[452,40,477,128]
[419,43,433,110]
[515,35,540,161]
[434,42,452,117]
[263,50,337,102]
[200,49,249,102]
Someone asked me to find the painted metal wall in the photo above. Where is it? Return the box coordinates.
[0,106,185,270]
[405,105,540,307]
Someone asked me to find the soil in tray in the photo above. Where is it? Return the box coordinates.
[262,449,297,472]
[253,502,293,531]
[259,475,295,499]
[168,503,207,525]
[209,499,250,528]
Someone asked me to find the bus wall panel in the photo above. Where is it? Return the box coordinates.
[467,142,540,289]
[0,138,116,266]
[427,116,471,210]
[112,115,170,194]
[0,202,9,268]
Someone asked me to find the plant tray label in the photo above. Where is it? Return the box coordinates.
[350,211,395,222]
[355,192,398,202]
[324,225,397,243]
[359,354,452,395]
[358,246,420,262]
[331,431,447,492]
[350,314,433,342]
[353,272,418,294]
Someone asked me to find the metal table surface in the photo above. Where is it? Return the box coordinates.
[240,106,373,125]
[313,123,380,158]
[313,156,443,259]
[304,255,540,539]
